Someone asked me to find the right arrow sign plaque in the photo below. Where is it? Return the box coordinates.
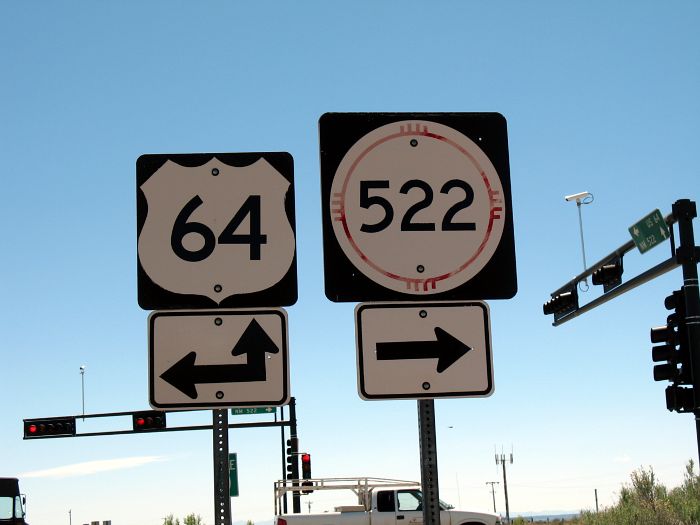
[355,301,493,400]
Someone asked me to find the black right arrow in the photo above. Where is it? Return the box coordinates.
[375,327,472,373]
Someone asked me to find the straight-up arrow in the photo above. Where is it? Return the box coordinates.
[160,319,278,399]
[375,327,472,373]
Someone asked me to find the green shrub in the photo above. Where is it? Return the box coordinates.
[577,461,700,525]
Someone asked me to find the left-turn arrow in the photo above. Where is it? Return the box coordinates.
[160,319,279,399]
[375,327,472,373]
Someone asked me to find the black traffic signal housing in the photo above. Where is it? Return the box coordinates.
[543,285,579,322]
[24,417,76,439]
[591,256,624,293]
[286,437,298,480]
[300,453,313,494]
[132,410,167,431]
[651,288,694,412]
[666,385,695,413]
[301,453,311,479]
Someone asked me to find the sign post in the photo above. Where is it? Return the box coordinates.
[213,410,231,525]
[320,113,515,525]
[137,151,298,523]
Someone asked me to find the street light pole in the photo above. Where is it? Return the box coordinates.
[79,366,85,420]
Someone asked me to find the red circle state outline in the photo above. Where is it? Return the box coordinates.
[333,124,503,293]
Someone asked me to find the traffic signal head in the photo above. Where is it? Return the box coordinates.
[132,411,166,431]
[286,438,298,479]
[665,385,695,413]
[651,288,690,385]
[24,417,76,439]
[543,286,579,321]
[591,257,624,292]
[301,453,311,480]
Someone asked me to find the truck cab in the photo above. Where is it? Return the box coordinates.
[0,478,28,525]
[274,477,500,525]
[372,486,499,525]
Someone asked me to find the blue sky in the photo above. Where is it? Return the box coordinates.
[1,1,699,524]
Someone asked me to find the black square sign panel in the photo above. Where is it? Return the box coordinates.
[137,152,297,310]
[319,113,516,302]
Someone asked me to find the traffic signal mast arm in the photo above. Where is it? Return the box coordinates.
[544,203,685,327]
[24,409,293,439]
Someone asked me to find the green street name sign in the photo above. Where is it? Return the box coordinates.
[628,209,670,254]
[230,407,276,416]
[229,453,239,497]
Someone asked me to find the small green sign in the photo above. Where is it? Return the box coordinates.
[629,209,670,254]
[230,406,276,416]
[229,453,239,497]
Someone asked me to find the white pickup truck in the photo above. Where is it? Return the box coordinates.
[274,478,501,525]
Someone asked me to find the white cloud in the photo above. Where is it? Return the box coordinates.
[20,456,166,479]
[614,454,632,464]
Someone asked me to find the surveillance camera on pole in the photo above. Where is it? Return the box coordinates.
[564,191,593,203]
[564,191,594,290]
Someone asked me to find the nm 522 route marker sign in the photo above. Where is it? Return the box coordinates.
[320,113,516,302]
[137,152,297,310]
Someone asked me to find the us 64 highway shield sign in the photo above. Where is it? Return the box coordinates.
[137,152,297,310]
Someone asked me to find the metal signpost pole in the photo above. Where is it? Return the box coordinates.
[418,400,440,525]
[674,200,700,460]
[289,397,301,514]
[279,405,288,514]
[213,409,232,525]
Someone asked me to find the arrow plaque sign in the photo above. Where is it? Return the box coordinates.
[355,301,493,400]
[149,309,289,409]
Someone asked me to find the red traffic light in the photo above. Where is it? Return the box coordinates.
[24,417,76,439]
[132,411,166,431]
[301,453,312,480]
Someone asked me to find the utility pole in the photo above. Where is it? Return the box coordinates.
[495,448,513,524]
[306,501,313,514]
[594,489,599,513]
[486,481,499,513]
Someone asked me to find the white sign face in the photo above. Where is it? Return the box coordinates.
[138,156,295,306]
[355,301,493,400]
[149,309,289,409]
[331,121,506,295]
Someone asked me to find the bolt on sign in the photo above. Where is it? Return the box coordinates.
[319,113,516,302]
[137,152,297,310]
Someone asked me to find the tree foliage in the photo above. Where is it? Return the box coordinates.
[162,514,203,525]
